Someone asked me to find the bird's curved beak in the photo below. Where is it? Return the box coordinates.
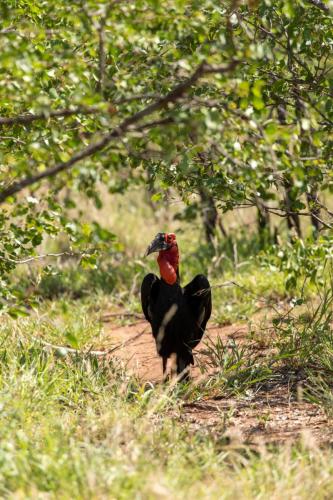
[144,234,168,257]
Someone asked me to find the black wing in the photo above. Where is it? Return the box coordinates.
[140,273,160,323]
[183,274,212,344]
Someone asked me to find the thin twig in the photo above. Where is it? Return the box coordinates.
[101,312,144,321]
[31,336,114,356]
[0,251,84,265]
[0,95,161,128]
[0,27,17,34]
[108,327,149,353]
[258,204,333,230]
[219,200,333,230]
[0,136,26,144]
[0,106,101,127]
[31,325,149,358]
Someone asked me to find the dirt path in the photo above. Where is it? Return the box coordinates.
[180,387,331,446]
[102,316,333,446]
[102,318,248,381]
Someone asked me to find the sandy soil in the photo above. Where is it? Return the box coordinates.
[101,315,333,446]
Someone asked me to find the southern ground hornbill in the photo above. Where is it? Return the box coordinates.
[141,232,212,379]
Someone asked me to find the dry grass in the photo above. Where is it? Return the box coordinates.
[1,307,333,498]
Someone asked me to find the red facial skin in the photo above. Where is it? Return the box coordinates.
[157,233,179,285]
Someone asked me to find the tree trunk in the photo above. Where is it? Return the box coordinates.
[256,199,271,246]
[198,187,219,245]
[275,101,302,239]
[283,179,302,238]
[306,188,321,236]
[194,147,227,243]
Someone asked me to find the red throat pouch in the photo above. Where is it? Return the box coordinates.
[157,244,179,285]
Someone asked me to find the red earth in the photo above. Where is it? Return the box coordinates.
[101,314,333,446]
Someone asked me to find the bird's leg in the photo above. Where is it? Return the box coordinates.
[179,366,190,382]
[176,354,191,382]
[162,357,168,380]
[170,353,178,380]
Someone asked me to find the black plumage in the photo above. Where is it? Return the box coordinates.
[141,269,212,378]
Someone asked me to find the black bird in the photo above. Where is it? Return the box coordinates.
[141,232,212,379]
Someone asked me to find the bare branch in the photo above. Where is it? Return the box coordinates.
[31,336,116,356]
[0,60,238,204]
[0,251,84,265]
[257,204,333,230]
[0,136,26,144]
[0,95,161,128]
[0,106,101,127]
[0,27,17,34]
[101,312,144,321]
[306,0,330,13]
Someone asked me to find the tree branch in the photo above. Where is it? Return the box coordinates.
[306,0,330,13]
[0,95,161,128]
[0,251,84,264]
[253,204,333,230]
[0,27,17,34]
[0,106,101,127]
[0,60,238,204]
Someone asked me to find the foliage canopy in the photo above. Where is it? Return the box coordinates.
[0,0,333,311]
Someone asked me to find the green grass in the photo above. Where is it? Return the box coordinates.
[1,306,333,498]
